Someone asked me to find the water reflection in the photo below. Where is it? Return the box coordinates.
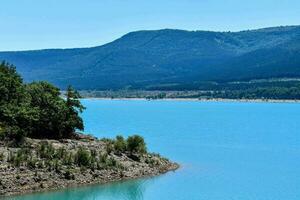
[4,178,152,200]
[4,100,300,200]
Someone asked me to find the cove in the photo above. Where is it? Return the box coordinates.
[4,100,300,200]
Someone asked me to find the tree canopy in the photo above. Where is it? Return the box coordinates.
[0,61,85,140]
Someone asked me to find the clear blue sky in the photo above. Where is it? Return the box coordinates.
[1,0,300,51]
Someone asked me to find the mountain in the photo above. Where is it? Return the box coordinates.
[1,25,300,90]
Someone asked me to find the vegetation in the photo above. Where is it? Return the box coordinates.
[0,26,300,91]
[126,135,147,154]
[79,81,300,101]
[75,147,91,167]
[0,61,148,172]
[101,135,147,155]
[0,61,85,141]
[0,62,177,197]
[2,141,124,172]
[0,133,177,197]
[114,135,127,153]
[1,135,148,175]
[201,87,300,100]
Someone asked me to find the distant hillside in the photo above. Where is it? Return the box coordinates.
[1,25,300,90]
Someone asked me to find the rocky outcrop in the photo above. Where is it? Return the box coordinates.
[0,135,178,196]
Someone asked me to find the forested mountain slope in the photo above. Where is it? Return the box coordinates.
[1,26,300,90]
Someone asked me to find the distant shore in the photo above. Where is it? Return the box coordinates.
[83,97,300,103]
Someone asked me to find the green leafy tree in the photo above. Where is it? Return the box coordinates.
[25,82,85,139]
[0,61,23,105]
[0,61,85,140]
[0,61,37,141]
[64,86,85,137]
[26,82,66,138]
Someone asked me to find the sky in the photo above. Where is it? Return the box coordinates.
[0,0,300,51]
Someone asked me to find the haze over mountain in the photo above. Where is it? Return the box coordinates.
[1,25,300,90]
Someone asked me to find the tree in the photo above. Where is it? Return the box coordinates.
[64,86,85,137]
[0,61,86,140]
[26,81,66,138]
[0,61,36,141]
[25,83,85,139]
[0,61,24,105]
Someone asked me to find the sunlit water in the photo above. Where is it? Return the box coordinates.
[4,100,300,200]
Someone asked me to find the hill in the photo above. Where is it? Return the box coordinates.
[0,26,300,90]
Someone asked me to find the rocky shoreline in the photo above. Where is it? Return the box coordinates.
[0,135,179,197]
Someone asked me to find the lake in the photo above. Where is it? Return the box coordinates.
[4,100,300,200]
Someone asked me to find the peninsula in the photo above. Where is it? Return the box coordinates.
[0,62,178,197]
[0,134,178,196]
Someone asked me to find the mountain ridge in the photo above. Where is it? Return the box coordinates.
[0,25,300,90]
[2,25,299,52]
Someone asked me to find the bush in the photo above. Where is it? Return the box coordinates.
[126,135,147,154]
[99,152,108,163]
[75,147,91,167]
[64,169,75,180]
[114,135,126,153]
[38,142,55,159]
[105,141,114,154]
[106,157,117,167]
[62,153,74,166]
[27,158,38,169]
[4,126,25,146]
[8,148,31,166]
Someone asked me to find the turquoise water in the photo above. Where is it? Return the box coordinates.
[4,100,300,200]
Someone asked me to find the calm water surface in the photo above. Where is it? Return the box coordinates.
[4,100,300,200]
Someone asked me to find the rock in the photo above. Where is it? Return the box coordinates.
[19,178,28,186]
[0,137,179,197]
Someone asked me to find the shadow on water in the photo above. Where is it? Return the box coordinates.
[3,177,155,200]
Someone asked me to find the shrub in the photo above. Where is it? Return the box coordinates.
[114,135,126,153]
[105,142,114,154]
[64,169,75,180]
[5,126,25,146]
[91,149,97,158]
[37,142,56,159]
[126,135,147,154]
[106,157,117,167]
[55,147,67,159]
[62,152,74,165]
[99,152,108,163]
[75,147,91,167]
[8,148,31,166]
[0,152,4,161]
[27,158,38,169]
[53,159,60,172]
[38,142,55,159]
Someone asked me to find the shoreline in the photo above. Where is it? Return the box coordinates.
[83,97,300,103]
[0,136,179,197]
[3,165,179,198]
